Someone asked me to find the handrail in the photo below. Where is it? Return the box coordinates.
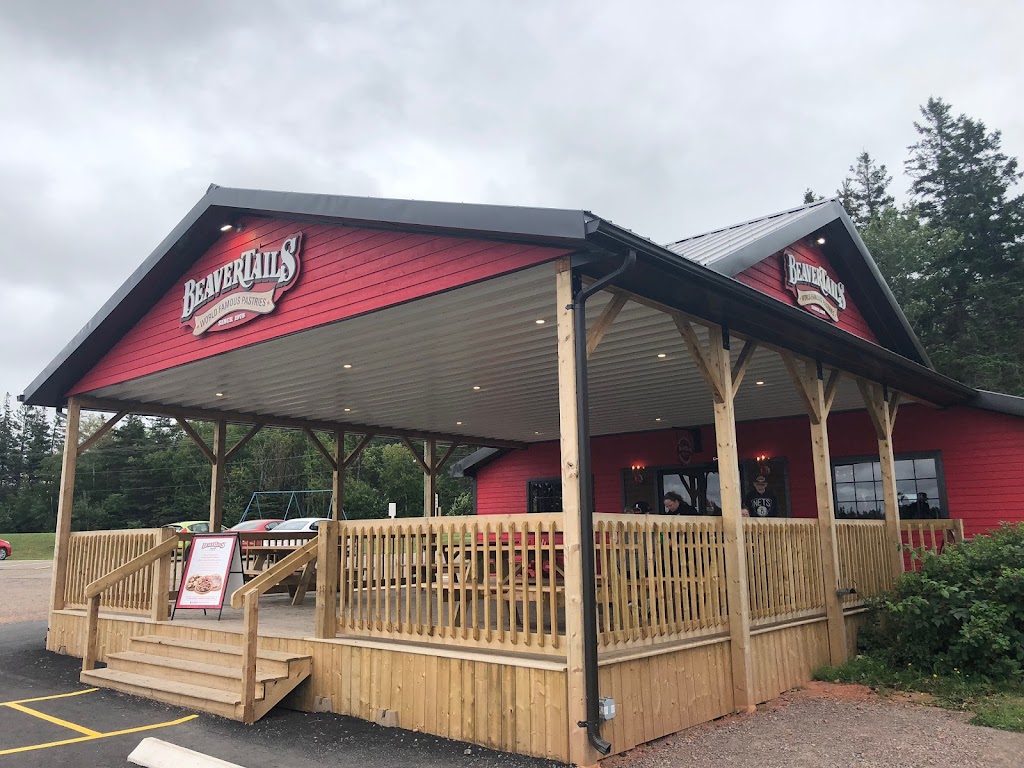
[230,537,319,609]
[84,534,181,598]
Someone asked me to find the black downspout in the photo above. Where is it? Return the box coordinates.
[571,248,637,756]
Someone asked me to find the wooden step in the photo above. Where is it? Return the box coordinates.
[80,667,244,720]
[130,635,303,676]
[105,651,286,697]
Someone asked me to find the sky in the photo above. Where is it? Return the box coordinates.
[2,1,1021,404]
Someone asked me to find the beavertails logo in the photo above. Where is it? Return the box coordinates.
[181,233,302,336]
[782,250,846,322]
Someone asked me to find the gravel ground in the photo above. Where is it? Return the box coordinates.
[0,561,52,624]
[607,682,1024,768]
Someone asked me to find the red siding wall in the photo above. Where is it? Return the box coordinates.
[735,241,879,344]
[71,218,569,394]
[475,405,1024,537]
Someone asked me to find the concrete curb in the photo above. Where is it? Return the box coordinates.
[128,737,247,768]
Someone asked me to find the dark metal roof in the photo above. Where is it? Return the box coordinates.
[665,199,932,367]
[448,447,510,477]
[22,185,598,407]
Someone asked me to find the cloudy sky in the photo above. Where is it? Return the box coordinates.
[2,1,1021,403]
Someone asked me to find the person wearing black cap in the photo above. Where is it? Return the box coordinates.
[742,475,779,518]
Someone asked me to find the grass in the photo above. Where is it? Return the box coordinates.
[0,532,56,561]
[814,654,1024,733]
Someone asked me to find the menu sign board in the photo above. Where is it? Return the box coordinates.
[174,534,244,611]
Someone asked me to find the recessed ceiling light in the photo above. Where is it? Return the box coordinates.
[816,237,826,245]
[219,224,233,232]
[215,392,224,397]
[343,364,352,369]
[343,408,351,412]
[456,421,463,425]
[534,431,542,435]
[535,319,546,325]
[472,386,481,391]
[655,417,662,422]
[756,381,765,386]
[657,353,667,359]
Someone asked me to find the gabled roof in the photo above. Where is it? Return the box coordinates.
[665,199,933,368]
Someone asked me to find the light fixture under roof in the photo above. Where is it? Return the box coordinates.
[343,408,351,412]
[816,237,826,245]
[535,319,546,325]
[534,431,542,435]
[456,421,463,426]
[343,364,352,369]
[655,417,662,422]
[756,380,765,386]
[219,224,233,232]
[657,353,667,359]
[215,392,224,397]
[472,386,481,391]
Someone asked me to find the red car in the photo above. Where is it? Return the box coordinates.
[0,539,11,560]
[229,519,284,550]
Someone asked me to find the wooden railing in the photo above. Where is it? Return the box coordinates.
[592,515,729,649]
[325,515,565,654]
[836,520,894,604]
[171,531,316,591]
[743,519,825,623]
[65,529,164,612]
[81,530,180,670]
[901,519,964,567]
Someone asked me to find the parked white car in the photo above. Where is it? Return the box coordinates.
[271,517,332,532]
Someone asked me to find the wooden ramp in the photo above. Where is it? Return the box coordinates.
[80,634,312,723]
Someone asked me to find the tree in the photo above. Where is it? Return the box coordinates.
[837,151,895,228]
[903,97,1024,393]
[802,188,823,204]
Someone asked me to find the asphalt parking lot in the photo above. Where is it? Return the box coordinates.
[0,620,565,768]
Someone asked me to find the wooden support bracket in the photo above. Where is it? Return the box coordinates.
[225,423,263,462]
[77,411,128,456]
[780,352,821,424]
[342,433,375,468]
[304,428,338,471]
[586,292,628,358]
[402,437,431,475]
[175,418,215,464]
[731,340,758,392]
[674,315,726,403]
[824,369,842,415]
[433,442,460,473]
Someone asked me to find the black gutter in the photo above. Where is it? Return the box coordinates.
[572,248,636,756]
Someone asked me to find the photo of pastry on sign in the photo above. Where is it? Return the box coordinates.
[184,574,223,594]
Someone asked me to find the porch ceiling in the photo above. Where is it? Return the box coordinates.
[87,264,868,445]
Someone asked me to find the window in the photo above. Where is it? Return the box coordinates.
[527,478,562,513]
[653,459,790,516]
[833,453,946,520]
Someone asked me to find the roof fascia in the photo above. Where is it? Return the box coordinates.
[971,390,1024,419]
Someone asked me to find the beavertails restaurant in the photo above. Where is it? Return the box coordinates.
[24,187,1024,766]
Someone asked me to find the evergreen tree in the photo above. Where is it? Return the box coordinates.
[838,151,895,227]
[802,188,823,204]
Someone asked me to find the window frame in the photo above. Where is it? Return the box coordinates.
[526,477,563,513]
[830,450,948,520]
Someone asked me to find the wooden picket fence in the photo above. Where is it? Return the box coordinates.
[743,518,825,623]
[64,529,161,613]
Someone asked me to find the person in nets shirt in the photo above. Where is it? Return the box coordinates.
[742,475,779,518]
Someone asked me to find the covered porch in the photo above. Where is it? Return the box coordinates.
[30,190,974,765]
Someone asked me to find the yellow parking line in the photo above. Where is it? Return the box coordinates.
[5,702,103,737]
[0,688,98,706]
[0,714,198,756]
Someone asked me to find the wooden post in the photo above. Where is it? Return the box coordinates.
[555,257,594,767]
[784,354,848,665]
[676,319,754,712]
[50,397,81,613]
[424,439,436,517]
[150,526,175,622]
[315,520,339,638]
[241,590,259,724]
[83,594,100,671]
[333,429,345,521]
[858,382,905,580]
[706,326,756,712]
[209,420,227,531]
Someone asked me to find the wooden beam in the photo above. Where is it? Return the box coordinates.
[241,591,258,724]
[150,526,175,622]
[823,369,842,416]
[585,291,628,358]
[859,382,904,580]
[315,521,339,637]
[332,429,344,521]
[780,352,820,424]
[856,380,887,440]
[175,418,215,464]
[209,420,227,532]
[554,257,593,767]
[888,390,901,432]
[225,423,263,462]
[50,398,81,613]
[402,437,430,476]
[731,340,758,393]
[708,325,756,713]
[433,442,460,473]
[304,428,338,471]
[76,411,127,456]
[75,395,526,450]
[342,433,374,468]
[806,375,849,665]
[674,315,725,403]
[424,439,437,516]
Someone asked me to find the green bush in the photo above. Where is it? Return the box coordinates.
[860,523,1024,681]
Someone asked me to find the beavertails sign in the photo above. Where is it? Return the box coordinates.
[782,250,846,322]
[181,233,302,336]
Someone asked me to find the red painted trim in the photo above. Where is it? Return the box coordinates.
[70,218,570,394]
[735,241,879,344]
[475,405,1024,537]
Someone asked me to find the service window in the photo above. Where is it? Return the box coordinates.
[832,452,946,519]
